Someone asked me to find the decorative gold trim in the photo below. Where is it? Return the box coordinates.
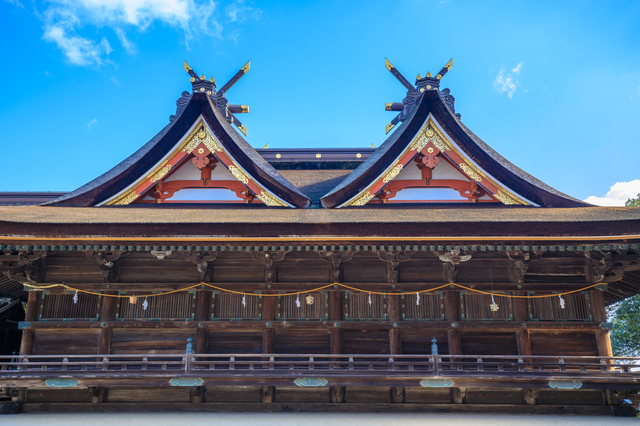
[339,116,530,208]
[495,190,520,205]
[105,118,291,208]
[149,165,172,183]
[111,191,141,206]
[458,163,482,182]
[255,191,288,207]
[228,165,250,185]
[382,164,403,183]
[347,191,375,206]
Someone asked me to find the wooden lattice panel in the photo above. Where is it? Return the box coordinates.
[278,292,328,320]
[402,292,443,320]
[212,293,261,320]
[461,292,512,321]
[118,292,195,320]
[345,292,386,320]
[40,293,100,320]
[527,292,591,321]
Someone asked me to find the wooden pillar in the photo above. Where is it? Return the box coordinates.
[591,290,613,358]
[19,291,41,356]
[512,291,531,357]
[262,291,276,355]
[330,291,343,355]
[388,294,402,355]
[444,291,461,355]
[194,290,211,354]
[98,291,118,355]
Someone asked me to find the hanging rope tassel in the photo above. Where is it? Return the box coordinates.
[368,293,372,306]
[73,290,78,304]
[416,292,420,306]
[143,297,148,311]
[295,295,301,308]
[559,294,566,309]
[242,295,246,308]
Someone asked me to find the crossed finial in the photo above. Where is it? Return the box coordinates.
[383,58,453,134]
[183,61,251,136]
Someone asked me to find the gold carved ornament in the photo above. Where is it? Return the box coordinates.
[458,163,483,182]
[182,128,223,154]
[149,164,172,184]
[410,127,447,153]
[494,190,520,205]
[255,190,288,207]
[382,164,404,183]
[346,191,376,206]
[227,165,250,185]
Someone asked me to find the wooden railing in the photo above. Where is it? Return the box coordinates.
[0,354,639,379]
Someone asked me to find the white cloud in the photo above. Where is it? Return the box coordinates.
[36,0,252,67]
[5,0,24,9]
[226,0,260,22]
[584,180,640,206]
[87,118,98,130]
[511,62,523,74]
[494,66,519,99]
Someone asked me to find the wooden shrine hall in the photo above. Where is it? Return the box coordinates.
[0,59,639,416]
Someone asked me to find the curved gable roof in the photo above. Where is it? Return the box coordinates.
[48,92,310,208]
[321,90,589,209]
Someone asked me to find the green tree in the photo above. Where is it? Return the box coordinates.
[609,296,640,356]
[626,193,640,207]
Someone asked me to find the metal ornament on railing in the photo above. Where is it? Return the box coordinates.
[129,296,138,304]
[306,295,314,305]
[489,294,499,312]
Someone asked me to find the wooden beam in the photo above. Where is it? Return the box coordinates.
[388,294,402,355]
[512,290,528,323]
[40,281,603,293]
[263,328,275,354]
[20,319,610,331]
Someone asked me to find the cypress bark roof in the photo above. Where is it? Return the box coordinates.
[320,90,589,208]
[47,93,310,208]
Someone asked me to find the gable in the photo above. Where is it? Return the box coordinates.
[100,117,292,206]
[339,115,529,207]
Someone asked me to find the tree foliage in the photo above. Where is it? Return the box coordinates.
[626,193,640,207]
[609,295,640,357]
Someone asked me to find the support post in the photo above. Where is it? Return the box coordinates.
[19,291,41,356]
[98,292,117,355]
[445,291,461,355]
[195,290,211,354]
[388,294,402,355]
[591,290,614,359]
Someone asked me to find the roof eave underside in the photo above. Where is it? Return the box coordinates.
[320,91,590,209]
[47,93,310,208]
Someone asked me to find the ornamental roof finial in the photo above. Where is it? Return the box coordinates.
[383,58,455,134]
[182,61,251,136]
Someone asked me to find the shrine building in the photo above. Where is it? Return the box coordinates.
[0,59,639,416]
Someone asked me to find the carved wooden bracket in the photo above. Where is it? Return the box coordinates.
[85,251,122,283]
[0,250,47,284]
[184,252,218,282]
[438,249,471,283]
[505,251,542,283]
[251,250,289,285]
[318,251,355,283]
[377,251,413,284]
[585,252,612,283]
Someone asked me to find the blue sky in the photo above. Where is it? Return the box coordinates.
[1,0,639,204]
